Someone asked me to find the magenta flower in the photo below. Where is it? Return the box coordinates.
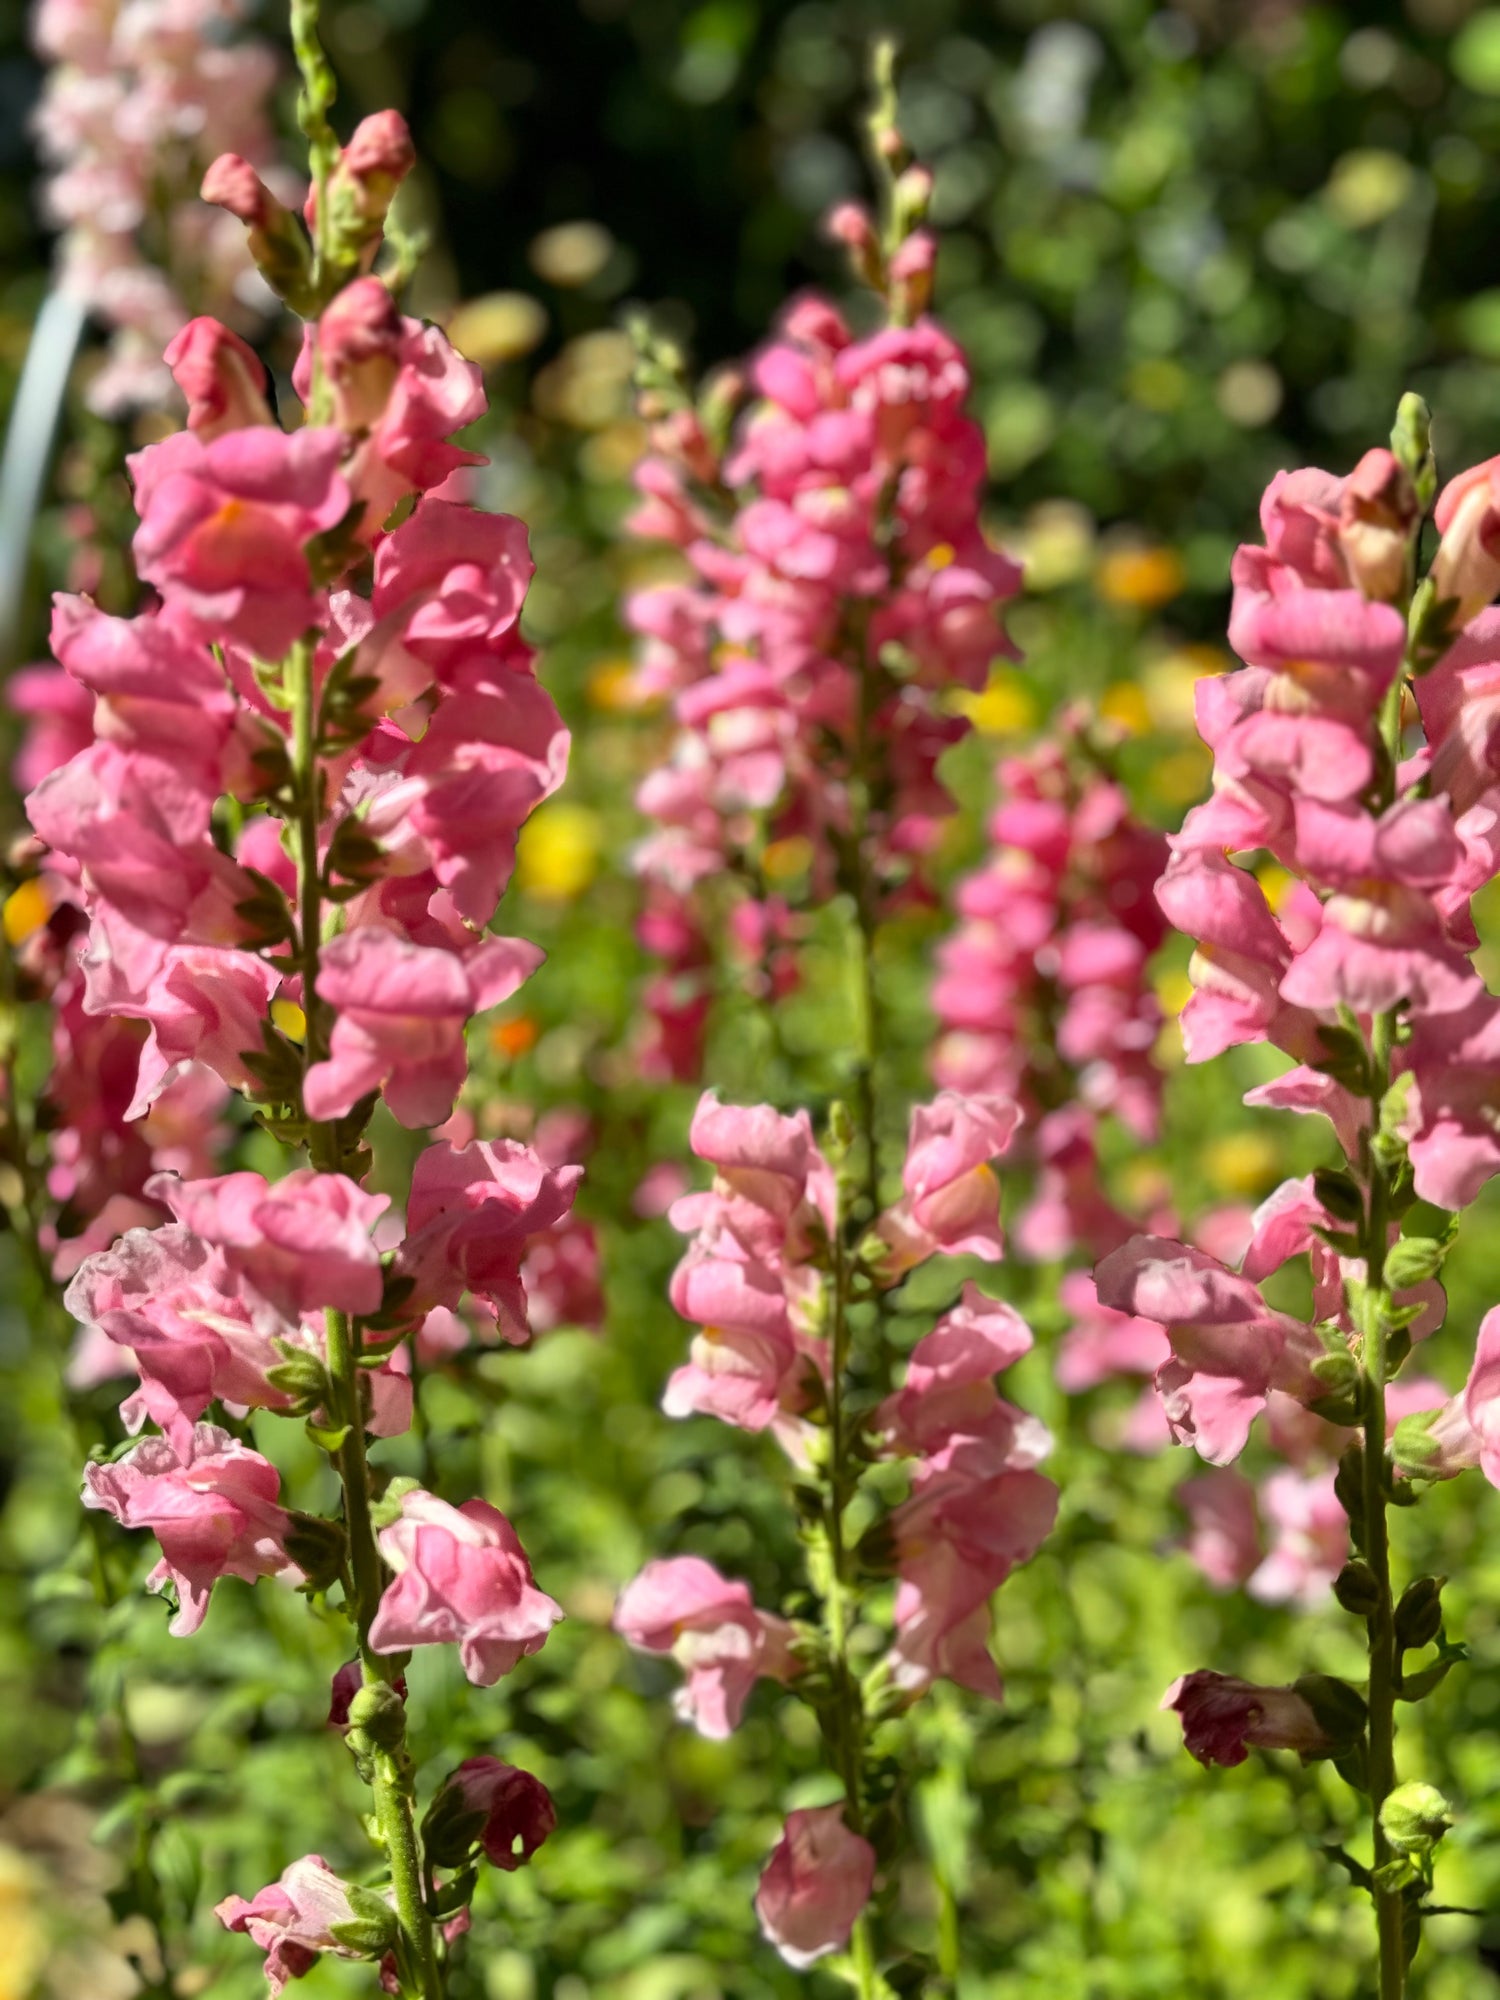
[430,1757,556,1870]
[613,1555,796,1739]
[1162,1671,1333,1768]
[754,1806,876,1969]
[82,1423,298,1634]
[368,1490,562,1686]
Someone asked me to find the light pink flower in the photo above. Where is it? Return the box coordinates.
[613,1554,796,1738]
[875,1090,1018,1273]
[164,317,274,438]
[1178,1470,1262,1592]
[146,1167,387,1317]
[369,1489,562,1686]
[82,1422,297,1634]
[1248,1468,1345,1608]
[754,1806,876,1969]
[216,1855,375,1996]
[303,929,542,1127]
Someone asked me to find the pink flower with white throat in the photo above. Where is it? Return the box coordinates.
[368,1489,562,1686]
[754,1805,876,1968]
[82,1423,299,1635]
[613,1555,797,1739]
[216,1855,378,1996]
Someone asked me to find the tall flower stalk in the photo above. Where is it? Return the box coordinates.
[32,9,577,1994]
[1099,395,1500,1995]
[616,54,1054,1989]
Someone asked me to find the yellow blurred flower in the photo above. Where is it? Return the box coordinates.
[1150,745,1212,805]
[445,291,548,366]
[271,999,306,1045]
[529,220,615,287]
[516,803,604,901]
[533,331,634,431]
[587,657,643,711]
[1010,500,1095,591]
[763,835,813,882]
[1097,544,1186,610]
[579,418,648,484]
[1142,645,1228,732]
[1155,969,1195,1017]
[1204,1130,1282,1197]
[1256,863,1295,913]
[954,668,1037,737]
[0,1846,47,2000]
[2,877,49,947]
[1099,682,1152,737]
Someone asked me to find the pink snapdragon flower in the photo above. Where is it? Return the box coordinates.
[429,1758,556,1871]
[82,1423,298,1634]
[1094,1235,1324,1464]
[875,1091,1018,1274]
[613,1555,797,1738]
[754,1806,877,1969]
[369,1490,562,1686]
[216,1855,378,1996]
[302,929,542,1128]
[146,1168,387,1317]
[129,425,352,657]
[396,1139,582,1338]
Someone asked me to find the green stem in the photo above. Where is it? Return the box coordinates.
[1360,1010,1404,2000]
[289,642,441,2000]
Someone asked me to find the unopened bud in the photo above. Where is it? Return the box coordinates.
[346,1678,408,1752]
[317,276,404,431]
[1394,1575,1446,1654]
[1332,1560,1381,1618]
[164,319,274,439]
[282,1511,348,1592]
[202,154,314,312]
[1380,1781,1453,1856]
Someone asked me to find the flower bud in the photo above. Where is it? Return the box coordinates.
[202,154,314,310]
[1163,1670,1342,1767]
[1394,1575,1446,1654]
[317,277,404,432]
[1431,457,1500,627]
[345,1677,409,1751]
[328,1658,408,1730]
[1379,1781,1453,1856]
[164,319,274,440]
[312,110,417,269]
[282,1510,348,1592]
[1332,1559,1381,1618]
[1337,448,1417,604]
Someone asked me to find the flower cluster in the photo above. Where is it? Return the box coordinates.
[614,1087,1055,1963]
[932,717,1167,1264]
[34,79,570,1992]
[623,260,1020,1078]
[32,0,283,412]
[1102,409,1500,1977]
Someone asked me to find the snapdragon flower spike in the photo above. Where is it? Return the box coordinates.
[31,0,282,413]
[625,280,1022,1073]
[932,718,1168,1264]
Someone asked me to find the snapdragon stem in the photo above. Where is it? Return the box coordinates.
[1359,1009,1404,2000]
[288,639,441,2000]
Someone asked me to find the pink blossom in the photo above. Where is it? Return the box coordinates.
[145,1167,387,1318]
[876,1091,1018,1273]
[1094,1235,1322,1464]
[371,501,534,674]
[369,1489,562,1686]
[164,317,274,438]
[216,1855,375,1996]
[1054,1270,1171,1392]
[303,929,542,1127]
[754,1806,876,1969]
[430,1758,556,1871]
[1248,1468,1345,1608]
[613,1555,796,1738]
[396,1140,582,1338]
[130,426,351,658]
[1162,1671,1333,1767]
[82,1423,297,1634]
[1178,1470,1262,1592]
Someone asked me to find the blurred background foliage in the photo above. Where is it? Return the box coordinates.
[9,1,1500,1997]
